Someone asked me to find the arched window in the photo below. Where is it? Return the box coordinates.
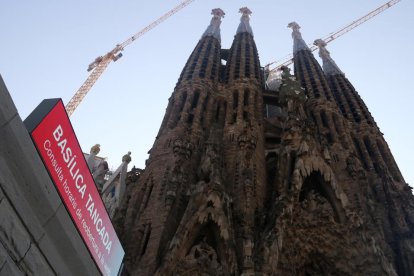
[243,89,249,106]
[140,223,151,257]
[320,110,329,128]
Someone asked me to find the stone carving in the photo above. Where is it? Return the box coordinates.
[347,211,363,228]
[377,163,394,183]
[198,143,222,187]
[175,237,223,275]
[242,169,254,190]
[297,139,309,156]
[188,237,218,264]
[282,126,301,147]
[173,138,194,159]
[237,7,253,36]
[166,165,188,207]
[243,238,254,267]
[346,153,363,178]
[237,129,257,151]
[122,151,132,163]
[323,145,331,163]
[278,66,307,117]
[113,10,414,276]
[202,8,225,43]
[300,190,332,217]
[237,128,258,165]
[127,166,143,182]
[90,143,101,155]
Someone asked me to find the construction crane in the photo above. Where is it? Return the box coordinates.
[65,0,195,116]
[265,0,401,74]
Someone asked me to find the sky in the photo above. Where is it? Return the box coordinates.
[1,1,413,187]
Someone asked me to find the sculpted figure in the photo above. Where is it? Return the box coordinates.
[346,153,362,177]
[173,138,183,155]
[185,237,220,272]
[297,140,309,156]
[199,144,221,185]
[90,143,101,155]
[122,151,132,163]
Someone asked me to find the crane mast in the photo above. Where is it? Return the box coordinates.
[265,0,401,74]
[65,0,195,116]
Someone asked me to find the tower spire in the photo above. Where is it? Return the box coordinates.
[288,22,310,53]
[237,7,253,36]
[202,8,225,43]
[314,39,344,76]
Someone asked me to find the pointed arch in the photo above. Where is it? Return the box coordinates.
[156,192,237,275]
[292,155,348,223]
[300,171,345,223]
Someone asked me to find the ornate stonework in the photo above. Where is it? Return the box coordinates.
[113,9,414,276]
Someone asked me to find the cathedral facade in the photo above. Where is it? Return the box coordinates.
[114,8,414,275]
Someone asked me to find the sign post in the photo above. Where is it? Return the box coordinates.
[25,99,124,276]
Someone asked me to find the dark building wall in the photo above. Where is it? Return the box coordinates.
[115,12,414,276]
[0,75,101,275]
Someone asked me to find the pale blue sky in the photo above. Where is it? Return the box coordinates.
[1,1,413,187]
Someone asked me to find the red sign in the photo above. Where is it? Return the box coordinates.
[25,99,124,276]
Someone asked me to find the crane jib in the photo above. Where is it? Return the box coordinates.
[65,0,195,116]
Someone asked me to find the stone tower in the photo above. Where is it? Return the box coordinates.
[114,9,414,275]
